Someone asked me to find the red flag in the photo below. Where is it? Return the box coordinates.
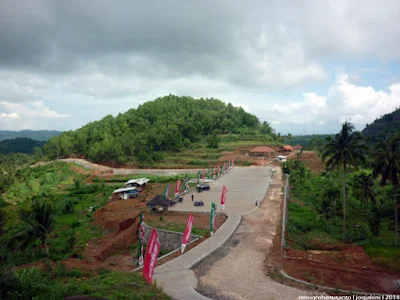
[142,228,161,284]
[181,214,194,253]
[220,185,228,210]
[201,169,205,179]
[175,179,181,196]
[232,158,235,166]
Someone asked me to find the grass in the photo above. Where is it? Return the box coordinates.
[364,245,400,272]
[94,173,197,184]
[1,266,170,300]
[66,271,171,300]
[145,220,209,237]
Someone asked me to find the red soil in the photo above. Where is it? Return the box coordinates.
[283,246,400,294]
[288,151,325,173]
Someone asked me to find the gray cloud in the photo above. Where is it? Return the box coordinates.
[1,0,400,131]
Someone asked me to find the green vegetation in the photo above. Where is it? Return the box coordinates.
[43,95,279,164]
[0,137,45,154]
[0,266,170,300]
[363,106,400,144]
[322,122,365,240]
[286,122,400,271]
[0,130,62,142]
[0,162,113,266]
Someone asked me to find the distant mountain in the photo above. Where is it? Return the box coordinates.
[0,137,45,154]
[0,130,62,141]
[363,107,400,143]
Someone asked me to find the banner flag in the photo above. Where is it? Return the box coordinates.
[163,184,169,198]
[138,209,145,266]
[201,169,205,180]
[175,179,181,197]
[207,168,210,180]
[142,228,161,284]
[197,171,201,184]
[184,175,189,193]
[181,214,194,254]
[232,157,235,166]
[210,202,216,235]
[220,185,228,210]
[213,166,216,180]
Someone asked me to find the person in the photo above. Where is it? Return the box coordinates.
[255,200,258,207]
[191,194,194,202]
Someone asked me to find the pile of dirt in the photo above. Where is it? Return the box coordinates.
[288,151,325,173]
[283,246,400,294]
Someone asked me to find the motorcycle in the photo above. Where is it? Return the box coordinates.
[193,200,204,207]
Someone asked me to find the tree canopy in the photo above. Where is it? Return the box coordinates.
[44,95,265,163]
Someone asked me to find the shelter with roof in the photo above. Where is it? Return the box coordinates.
[124,178,150,188]
[249,146,276,157]
[110,186,139,201]
[146,195,174,214]
[279,145,293,153]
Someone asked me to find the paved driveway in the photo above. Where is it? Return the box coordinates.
[171,166,272,214]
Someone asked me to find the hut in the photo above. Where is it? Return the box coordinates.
[249,146,275,157]
[146,195,174,214]
[279,145,293,153]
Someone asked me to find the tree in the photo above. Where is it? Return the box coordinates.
[351,171,376,207]
[350,171,379,236]
[15,198,54,256]
[372,133,400,245]
[322,122,365,240]
[286,133,293,143]
[206,134,219,149]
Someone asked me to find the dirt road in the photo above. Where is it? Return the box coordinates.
[193,167,318,300]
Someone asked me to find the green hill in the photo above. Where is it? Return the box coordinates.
[44,95,273,164]
[0,130,62,141]
[363,107,400,143]
[0,137,45,154]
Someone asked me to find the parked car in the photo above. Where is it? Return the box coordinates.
[196,184,210,192]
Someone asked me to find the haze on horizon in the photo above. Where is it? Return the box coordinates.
[1,0,400,135]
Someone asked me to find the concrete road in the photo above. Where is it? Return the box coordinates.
[171,167,272,214]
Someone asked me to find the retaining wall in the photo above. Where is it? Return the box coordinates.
[142,222,201,251]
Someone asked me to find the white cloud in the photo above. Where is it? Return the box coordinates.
[263,74,400,133]
[0,113,19,119]
[0,100,69,130]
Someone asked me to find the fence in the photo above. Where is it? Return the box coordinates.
[281,174,289,255]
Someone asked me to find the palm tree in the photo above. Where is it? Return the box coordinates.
[372,133,400,245]
[351,171,376,207]
[322,122,365,240]
[15,198,54,256]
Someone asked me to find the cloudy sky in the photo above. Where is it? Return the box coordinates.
[1,0,400,134]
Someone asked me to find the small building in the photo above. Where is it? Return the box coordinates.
[274,155,287,162]
[279,145,293,153]
[249,146,275,157]
[124,178,150,188]
[111,186,138,201]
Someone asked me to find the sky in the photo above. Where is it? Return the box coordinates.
[1,1,400,134]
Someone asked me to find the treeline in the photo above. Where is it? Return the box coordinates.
[44,95,273,163]
[0,130,61,141]
[363,106,400,144]
[0,138,45,154]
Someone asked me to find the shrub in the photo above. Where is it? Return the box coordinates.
[62,199,74,214]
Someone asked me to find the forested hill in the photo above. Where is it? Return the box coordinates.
[44,95,272,163]
[0,130,61,141]
[362,107,400,143]
[0,137,45,154]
